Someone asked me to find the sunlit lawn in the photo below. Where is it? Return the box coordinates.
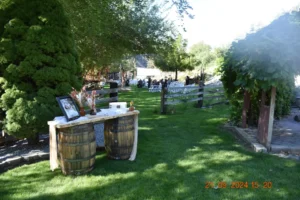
[0,87,299,200]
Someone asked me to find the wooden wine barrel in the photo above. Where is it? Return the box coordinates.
[104,116,134,160]
[57,123,96,175]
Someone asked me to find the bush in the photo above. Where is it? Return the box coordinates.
[0,0,82,142]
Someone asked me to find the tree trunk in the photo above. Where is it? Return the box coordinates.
[248,102,254,126]
[27,134,39,145]
[121,71,126,88]
[266,87,276,150]
[242,91,250,128]
[175,68,178,81]
[105,67,109,78]
[120,64,125,88]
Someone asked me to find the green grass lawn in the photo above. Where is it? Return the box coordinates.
[1,87,300,200]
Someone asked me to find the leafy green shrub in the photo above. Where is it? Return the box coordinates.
[0,0,82,142]
[219,51,294,125]
[275,80,294,118]
[293,87,300,107]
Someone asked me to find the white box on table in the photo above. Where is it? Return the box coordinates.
[109,102,127,109]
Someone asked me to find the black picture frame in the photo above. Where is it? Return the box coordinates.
[56,96,80,122]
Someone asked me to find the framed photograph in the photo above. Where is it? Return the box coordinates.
[56,96,80,122]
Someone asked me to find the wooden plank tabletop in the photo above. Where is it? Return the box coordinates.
[48,110,139,129]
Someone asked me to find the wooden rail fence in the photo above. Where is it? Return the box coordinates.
[85,82,118,112]
[161,84,227,114]
[202,85,227,108]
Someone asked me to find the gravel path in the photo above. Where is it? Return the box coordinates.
[240,108,300,161]
[0,134,49,164]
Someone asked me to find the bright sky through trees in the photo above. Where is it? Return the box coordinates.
[168,0,300,48]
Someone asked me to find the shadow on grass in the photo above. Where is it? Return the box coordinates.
[0,87,299,199]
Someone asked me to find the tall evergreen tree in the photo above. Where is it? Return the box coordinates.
[0,0,82,143]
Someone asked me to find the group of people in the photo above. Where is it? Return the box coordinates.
[137,79,146,88]
[147,77,175,89]
[185,75,205,85]
[137,75,205,89]
[137,77,175,89]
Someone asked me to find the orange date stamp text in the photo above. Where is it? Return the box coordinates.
[205,181,272,189]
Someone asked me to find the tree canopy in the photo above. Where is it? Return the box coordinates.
[189,42,215,75]
[219,10,300,124]
[154,35,193,80]
[226,10,300,90]
[58,0,193,72]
